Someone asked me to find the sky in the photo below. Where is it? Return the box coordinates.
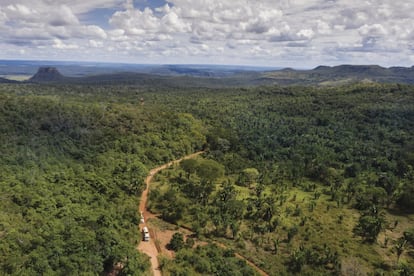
[0,0,413,68]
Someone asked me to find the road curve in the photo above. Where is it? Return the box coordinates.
[137,152,204,276]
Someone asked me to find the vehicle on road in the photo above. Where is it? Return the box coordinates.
[142,226,150,241]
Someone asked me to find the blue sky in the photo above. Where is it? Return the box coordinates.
[0,0,413,68]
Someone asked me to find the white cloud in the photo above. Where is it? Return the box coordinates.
[89,39,102,48]
[0,0,123,14]
[296,29,315,40]
[6,4,33,17]
[161,10,191,33]
[110,7,160,36]
[52,38,79,49]
[359,24,388,37]
[0,0,413,67]
[79,25,107,39]
[48,5,79,26]
[0,10,7,25]
[0,0,109,55]
[10,27,52,41]
[316,20,332,35]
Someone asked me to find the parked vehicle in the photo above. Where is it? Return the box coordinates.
[142,226,150,241]
[140,211,145,224]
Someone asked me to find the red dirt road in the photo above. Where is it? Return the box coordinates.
[137,152,204,276]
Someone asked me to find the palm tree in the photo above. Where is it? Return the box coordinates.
[395,238,407,264]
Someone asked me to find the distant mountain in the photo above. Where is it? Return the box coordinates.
[0,60,278,78]
[19,63,414,87]
[29,67,65,82]
[49,71,261,88]
[148,64,277,77]
[262,65,414,85]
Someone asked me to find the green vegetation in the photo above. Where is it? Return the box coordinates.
[160,243,260,276]
[147,83,414,274]
[1,81,414,275]
[0,88,205,275]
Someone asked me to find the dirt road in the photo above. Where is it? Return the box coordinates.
[137,152,204,276]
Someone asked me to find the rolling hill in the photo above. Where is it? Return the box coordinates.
[16,63,414,87]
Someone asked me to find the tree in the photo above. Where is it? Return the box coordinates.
[396,262,414,276]
[354,186,387,210]
[238,168,259,187]
[286,249,305,273]
[272,238,280,255]
[196,159,225,183]
[403,228,414,246]
[211,181,245,237]
[181,159,198,179]
[118,250,149,276]
[287,225,299,243]
[217,180,237,202]
[353,206,386,243]
[230,221,241,239]
[161,189,185,223]
[128,161,148,195]
[395,238,407,263]
[344,163,360,178]
[167,232,185,251]
[396,180,414,211]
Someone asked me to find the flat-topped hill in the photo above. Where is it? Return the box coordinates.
[29,67,65,82]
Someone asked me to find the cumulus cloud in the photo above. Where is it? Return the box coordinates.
[0,0,110,57]
[88,40,99,48]
[48,5,79,26]
[52,38,79,49]
[108,0,287,45]
[0,0,413,66]
[359,24,388,38]
[110,7,160,35]
[0,0,123,14]
[79,25,107,39]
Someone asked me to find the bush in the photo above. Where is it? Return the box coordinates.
[168,232,185,251]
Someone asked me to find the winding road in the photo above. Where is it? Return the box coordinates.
[137,152,204,276]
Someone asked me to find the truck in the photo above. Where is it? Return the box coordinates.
[142,226,150,241]
[140,211,145,224]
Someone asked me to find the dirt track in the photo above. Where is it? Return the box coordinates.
[137,152,204,276]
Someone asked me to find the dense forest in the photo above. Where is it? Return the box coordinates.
[0,87,205,275]
[149,83,414,275]
[1,82,414,275]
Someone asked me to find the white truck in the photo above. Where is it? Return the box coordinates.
[142,226,150,241]
[140,211,145,224]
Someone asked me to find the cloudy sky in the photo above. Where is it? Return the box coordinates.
[0,0,413,68]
